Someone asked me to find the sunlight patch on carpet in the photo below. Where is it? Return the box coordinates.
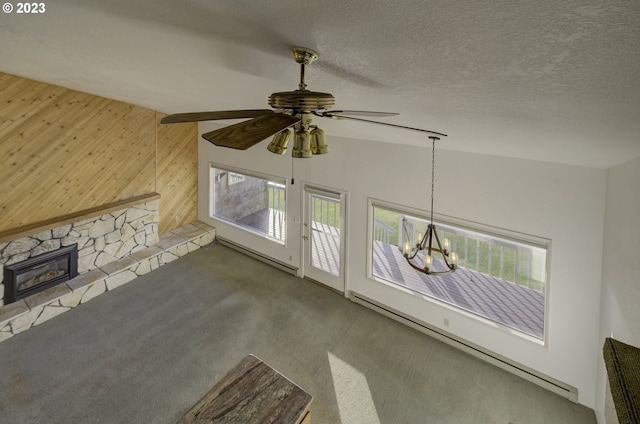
[328,352,381,424]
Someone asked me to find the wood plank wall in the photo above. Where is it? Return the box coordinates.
[0,72,198,236]
[156,113,198,234]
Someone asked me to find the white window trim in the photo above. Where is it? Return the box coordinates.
[209,163,287,244]
[366,197,551,345]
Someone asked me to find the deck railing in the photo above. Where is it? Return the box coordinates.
[373,217,395,245]
[396,215,545,292]
[268,182,285,212]
[266,182,286,240]
[312,195,340,229]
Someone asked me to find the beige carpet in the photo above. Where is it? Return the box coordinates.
[0,243,596,423]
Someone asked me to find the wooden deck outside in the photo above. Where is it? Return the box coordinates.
[373,240,545,339]
[237,208,544,339]
[236,208,285,240]
[309,221,340,276]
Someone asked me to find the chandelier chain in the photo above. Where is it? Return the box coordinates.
[430,137,436,225]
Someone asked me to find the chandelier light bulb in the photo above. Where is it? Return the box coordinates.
[443,238,450,253]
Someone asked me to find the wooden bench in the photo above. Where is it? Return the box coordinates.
[177,354,312,424]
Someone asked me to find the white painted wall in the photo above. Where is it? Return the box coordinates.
[594,156,640,423]
[198,123,607,408]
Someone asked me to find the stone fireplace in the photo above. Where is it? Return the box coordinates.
[0,199,160,307]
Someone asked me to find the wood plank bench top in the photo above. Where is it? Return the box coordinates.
[177,354,312,424]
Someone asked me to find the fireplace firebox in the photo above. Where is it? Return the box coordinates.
[3,244,78,304]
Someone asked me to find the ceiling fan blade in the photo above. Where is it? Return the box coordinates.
[161,109,274,124]
[319,112,447,137]
[202,113,301,150]
[326,110,399,117]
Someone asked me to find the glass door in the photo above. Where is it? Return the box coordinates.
[302,185,346,293]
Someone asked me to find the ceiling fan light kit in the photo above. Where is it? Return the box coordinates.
[160,47,447,158]
[310,127,329,154]
[266,129,291,155]
[292,127,313,158]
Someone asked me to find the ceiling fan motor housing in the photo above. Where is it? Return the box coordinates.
[268,90,335,112]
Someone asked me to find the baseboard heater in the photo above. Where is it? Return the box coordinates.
[349,291,579,403]
[215,237,298,276]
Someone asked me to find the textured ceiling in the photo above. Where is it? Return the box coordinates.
[1,0,639,168]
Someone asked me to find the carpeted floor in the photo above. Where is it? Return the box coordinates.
[0,243,596,423]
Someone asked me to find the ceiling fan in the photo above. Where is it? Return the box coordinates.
[161,47,447,157]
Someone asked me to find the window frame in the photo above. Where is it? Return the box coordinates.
[367,198,551,345]
[209,163,287,244]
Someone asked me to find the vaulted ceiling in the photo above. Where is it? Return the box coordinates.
[1,0,638,168]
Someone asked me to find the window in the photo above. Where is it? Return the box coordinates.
[370,200,549,341]
[211,166,286,242]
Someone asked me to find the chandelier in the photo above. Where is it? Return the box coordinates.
[403,136,458,275]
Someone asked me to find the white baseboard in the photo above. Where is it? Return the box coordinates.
[216,237,298,276]
[349,291,579,403]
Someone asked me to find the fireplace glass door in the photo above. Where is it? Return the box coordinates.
[16,257,70,293]
[3,244,78,304]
